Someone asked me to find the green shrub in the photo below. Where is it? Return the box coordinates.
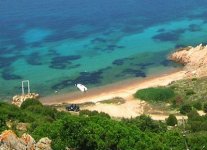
[1,100,207,149]
[79,110,110,119]
[180,104,192,115]
[187,110,200,121]
[185,89,196,96]
[191,78,197,81]
[21,99,43,109]
[187,115,207,132]
[193,102,202,110]
[166,114,177,126]
[172,96,184,107]
[169,85,177,90]
[26,105,57,120]
[0,102,22,121]
[203,103,207,113]
[0,114,7,132]
[187,132,207,149]
[134,87,175,102]
[123,115,167,133]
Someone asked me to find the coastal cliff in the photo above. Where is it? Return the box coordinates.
[169,44,207,77]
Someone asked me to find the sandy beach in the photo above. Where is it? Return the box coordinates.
[41,69,186,105]
[40,69,187,119]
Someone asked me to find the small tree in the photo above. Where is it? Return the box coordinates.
[193,102,202,110]
[203,103,207,113]
[21,98,43,109]
[0,114,7,132]
[166,114,177,126]
[172,96,184,107]
[185,89,195,96]
[180,104,192,115]
[187,110,200,121]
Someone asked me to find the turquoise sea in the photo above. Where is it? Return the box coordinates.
[1,0,207,100]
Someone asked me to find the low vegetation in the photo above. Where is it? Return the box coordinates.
[203,103,207,113]
[166,114,177,126]
[78,102,96,107]
[99,97,126,105]
[135,77,207,114]
[180,104,192,115]
[20,98,43,109]
[169,77,207,112]
[1,99,207,149]
[134,87,175,102]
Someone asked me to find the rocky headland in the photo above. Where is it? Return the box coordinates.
[169,44,207,78]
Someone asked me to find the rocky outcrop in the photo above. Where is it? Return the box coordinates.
[16,122,29,131]
[6,121,29,132]
[169,44,207,78]
[0,130,52,150]
[12,93,39,107]
[36,137,52,150]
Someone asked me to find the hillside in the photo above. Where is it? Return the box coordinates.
[169,77,207,107]
[1,99,207,150]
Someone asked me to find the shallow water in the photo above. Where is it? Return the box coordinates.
[0,0,207,100]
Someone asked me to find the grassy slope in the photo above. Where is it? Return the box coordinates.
[169,77,207,105]
[135,77,207,113]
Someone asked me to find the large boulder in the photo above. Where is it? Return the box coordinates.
[36,137,52,150]
[21,133,36,149]
[0,130,27,150]
[0,130,52,150]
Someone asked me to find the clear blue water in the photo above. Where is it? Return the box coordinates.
[1,0,207,100]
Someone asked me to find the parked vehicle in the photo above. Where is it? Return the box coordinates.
[66,104,80,112]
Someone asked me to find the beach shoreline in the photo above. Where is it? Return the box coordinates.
[40,68,186,105]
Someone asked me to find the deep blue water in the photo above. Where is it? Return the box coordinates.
[1,0,207,100]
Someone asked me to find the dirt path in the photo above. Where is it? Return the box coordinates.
[79,96,187,120]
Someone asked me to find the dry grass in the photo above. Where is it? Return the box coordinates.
[169,76,207,104]
[78,102,96,107]
[99,97,126,105]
